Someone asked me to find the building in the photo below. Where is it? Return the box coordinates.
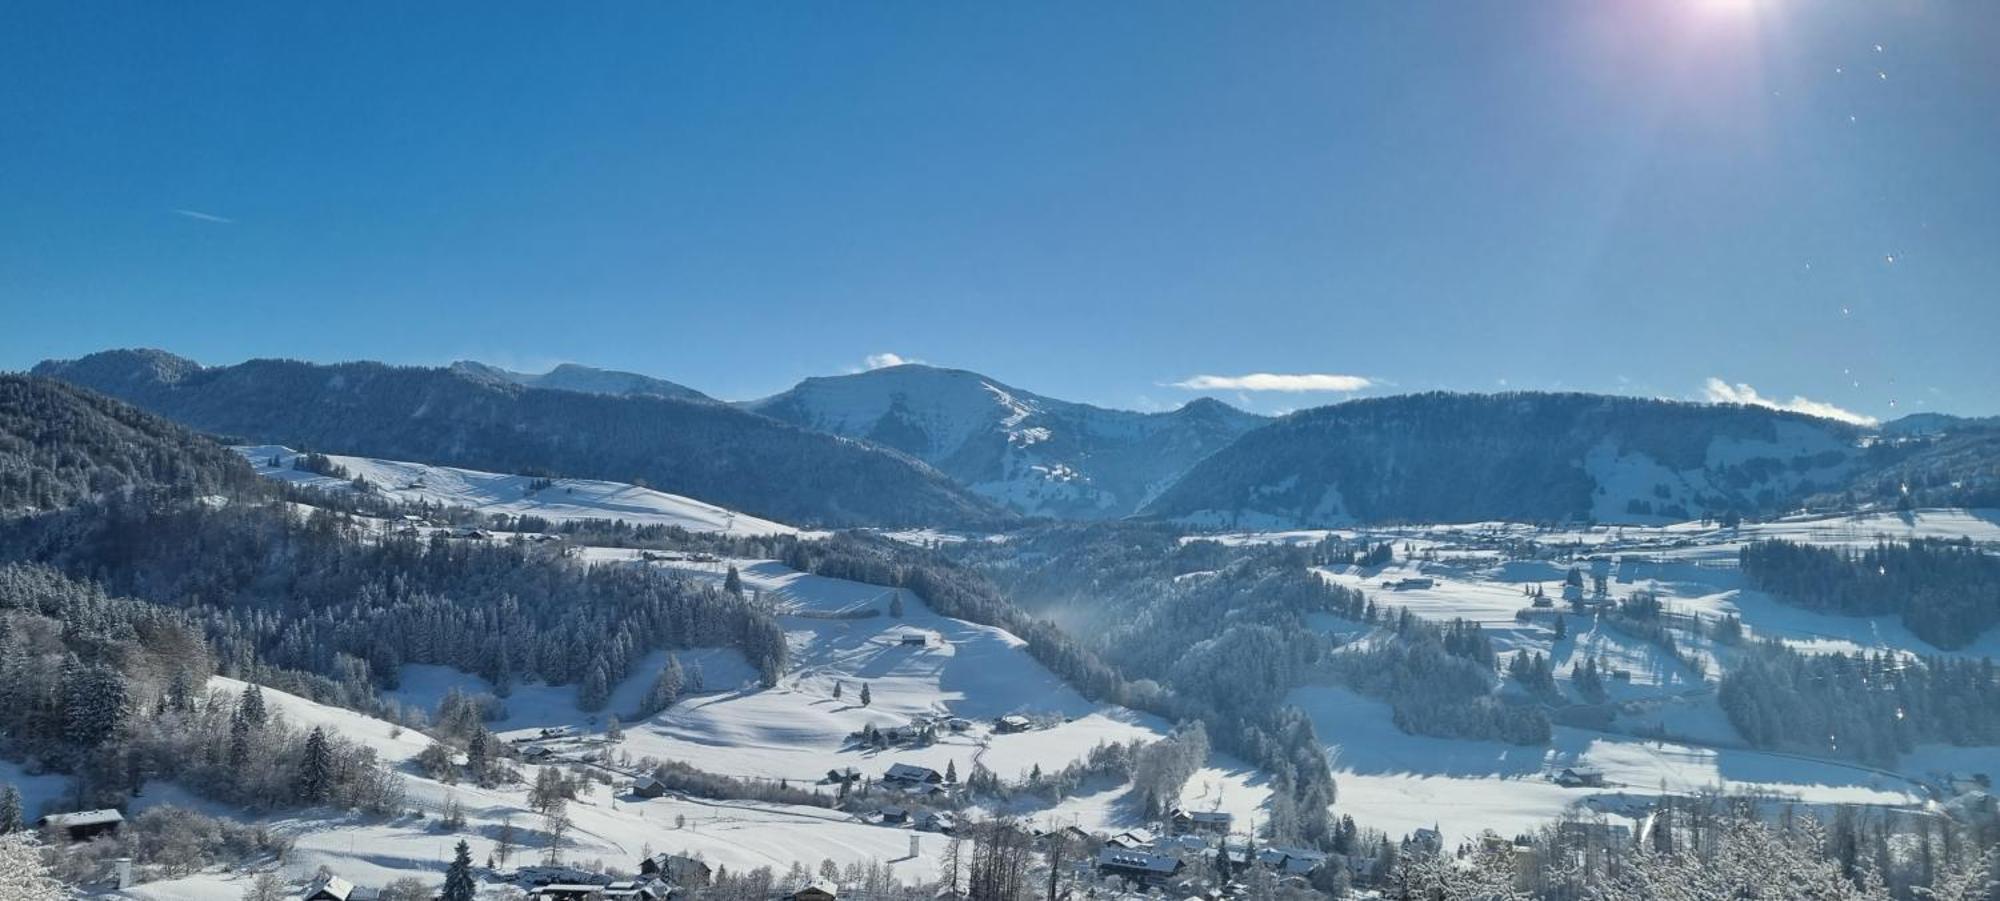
[639,853,713,887]
[603,878,671,900]
[876,805,910,825]
[1555,767,1607,788]
[883,763,944,786]
[631,776,669,799]
[915,811,957,833]
[994,714,1032,734]
[1105,828,1156,850]
[824,767,862,786]
[789,882,839,901]
[1380,577,1437,590]
[303,874,356,901]
[1096,847,1184,884]
[1255,847,1329,876]
[530,886,606,901]
[37,809,124,842]
[898,631,934,647]
[1168,807,1233,835]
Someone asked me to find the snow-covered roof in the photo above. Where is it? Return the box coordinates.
[39,808,124,828]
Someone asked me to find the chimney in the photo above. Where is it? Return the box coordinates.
[910,834,920,858]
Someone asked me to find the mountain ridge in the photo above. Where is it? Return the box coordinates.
[33,350,1007,529]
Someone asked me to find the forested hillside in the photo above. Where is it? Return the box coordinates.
[0,375,259,512]
[34,350,1006,529]
[1741,538,2000,650]
[1142,392,1866,526]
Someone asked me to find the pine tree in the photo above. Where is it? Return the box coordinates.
[859,683,872,707]
[239,685,268,728]
[945,759,958,783]
[640,655,684,717]
[724,566,743,597]
[578,660,610,712]
[442,839,477,901]
[298,726,333,804]
[889,592,905,617]
[0,784,21,833]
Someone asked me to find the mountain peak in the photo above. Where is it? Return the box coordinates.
[448,360,713,403]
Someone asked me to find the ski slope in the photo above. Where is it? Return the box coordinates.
[235,445,800,536]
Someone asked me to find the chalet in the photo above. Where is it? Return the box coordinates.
[883,763,944,787]
[945,718,972,732]
[915,811,957,833]
[823,767,862,786]
[994,714,1032,734]
[1168,807,1232,835]
[631,776,669,799]
[1560,582,1585,603]
[639,853,713,887]
[1034,825,1094,846]
[1105,828,1156,850]
[898,631,934,648]
[876,805,910,825]
[37,809,124,842]
[789,882,839,901]
[1555,767,1607,788]
[303,874,356,901]
[1096,847,1183,884]
[1255,847,1329,876]
[1409,827,1444,854]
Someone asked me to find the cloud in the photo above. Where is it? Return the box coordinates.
[172,208,234,224]
[1701,378,1878,426]
[864,352,921,370]
[1172,372,1374,393]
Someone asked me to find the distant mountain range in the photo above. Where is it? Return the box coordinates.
[29,349,2000,529]
[32,350,1005,529]
[448,360,715,403]
[747,364,1267,518]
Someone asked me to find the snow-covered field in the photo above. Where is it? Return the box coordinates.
[235,445,800,537]
[1290,684,1926,849]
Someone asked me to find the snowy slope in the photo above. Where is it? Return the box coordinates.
[118,677,952,899]
[237,445,800,537]
[748,365,1264,519]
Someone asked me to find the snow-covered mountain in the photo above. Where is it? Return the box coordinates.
[450,360,714,403]
[34,350,1008,529]
[1142,392,1875,528]
[748,364,1267,518]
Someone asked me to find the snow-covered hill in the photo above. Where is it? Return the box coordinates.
[1143,392,1871,528]
[237,445,800,536]
[748,365,1265,518]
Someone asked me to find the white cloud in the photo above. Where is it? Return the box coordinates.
[1701,378,1878,426]
[1172,372,1374,393]
[864,352,921,370]
[172,208,234,224]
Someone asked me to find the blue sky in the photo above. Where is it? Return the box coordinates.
[3,1,1995,419]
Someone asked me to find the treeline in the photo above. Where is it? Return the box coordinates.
[0,493,788,711]
[1719,641,2000,764]
[1333,610,1553,746]
[1741,538,2000,650]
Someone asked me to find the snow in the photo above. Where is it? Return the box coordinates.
[1290,685,1925,849]
[235,445,799,537]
